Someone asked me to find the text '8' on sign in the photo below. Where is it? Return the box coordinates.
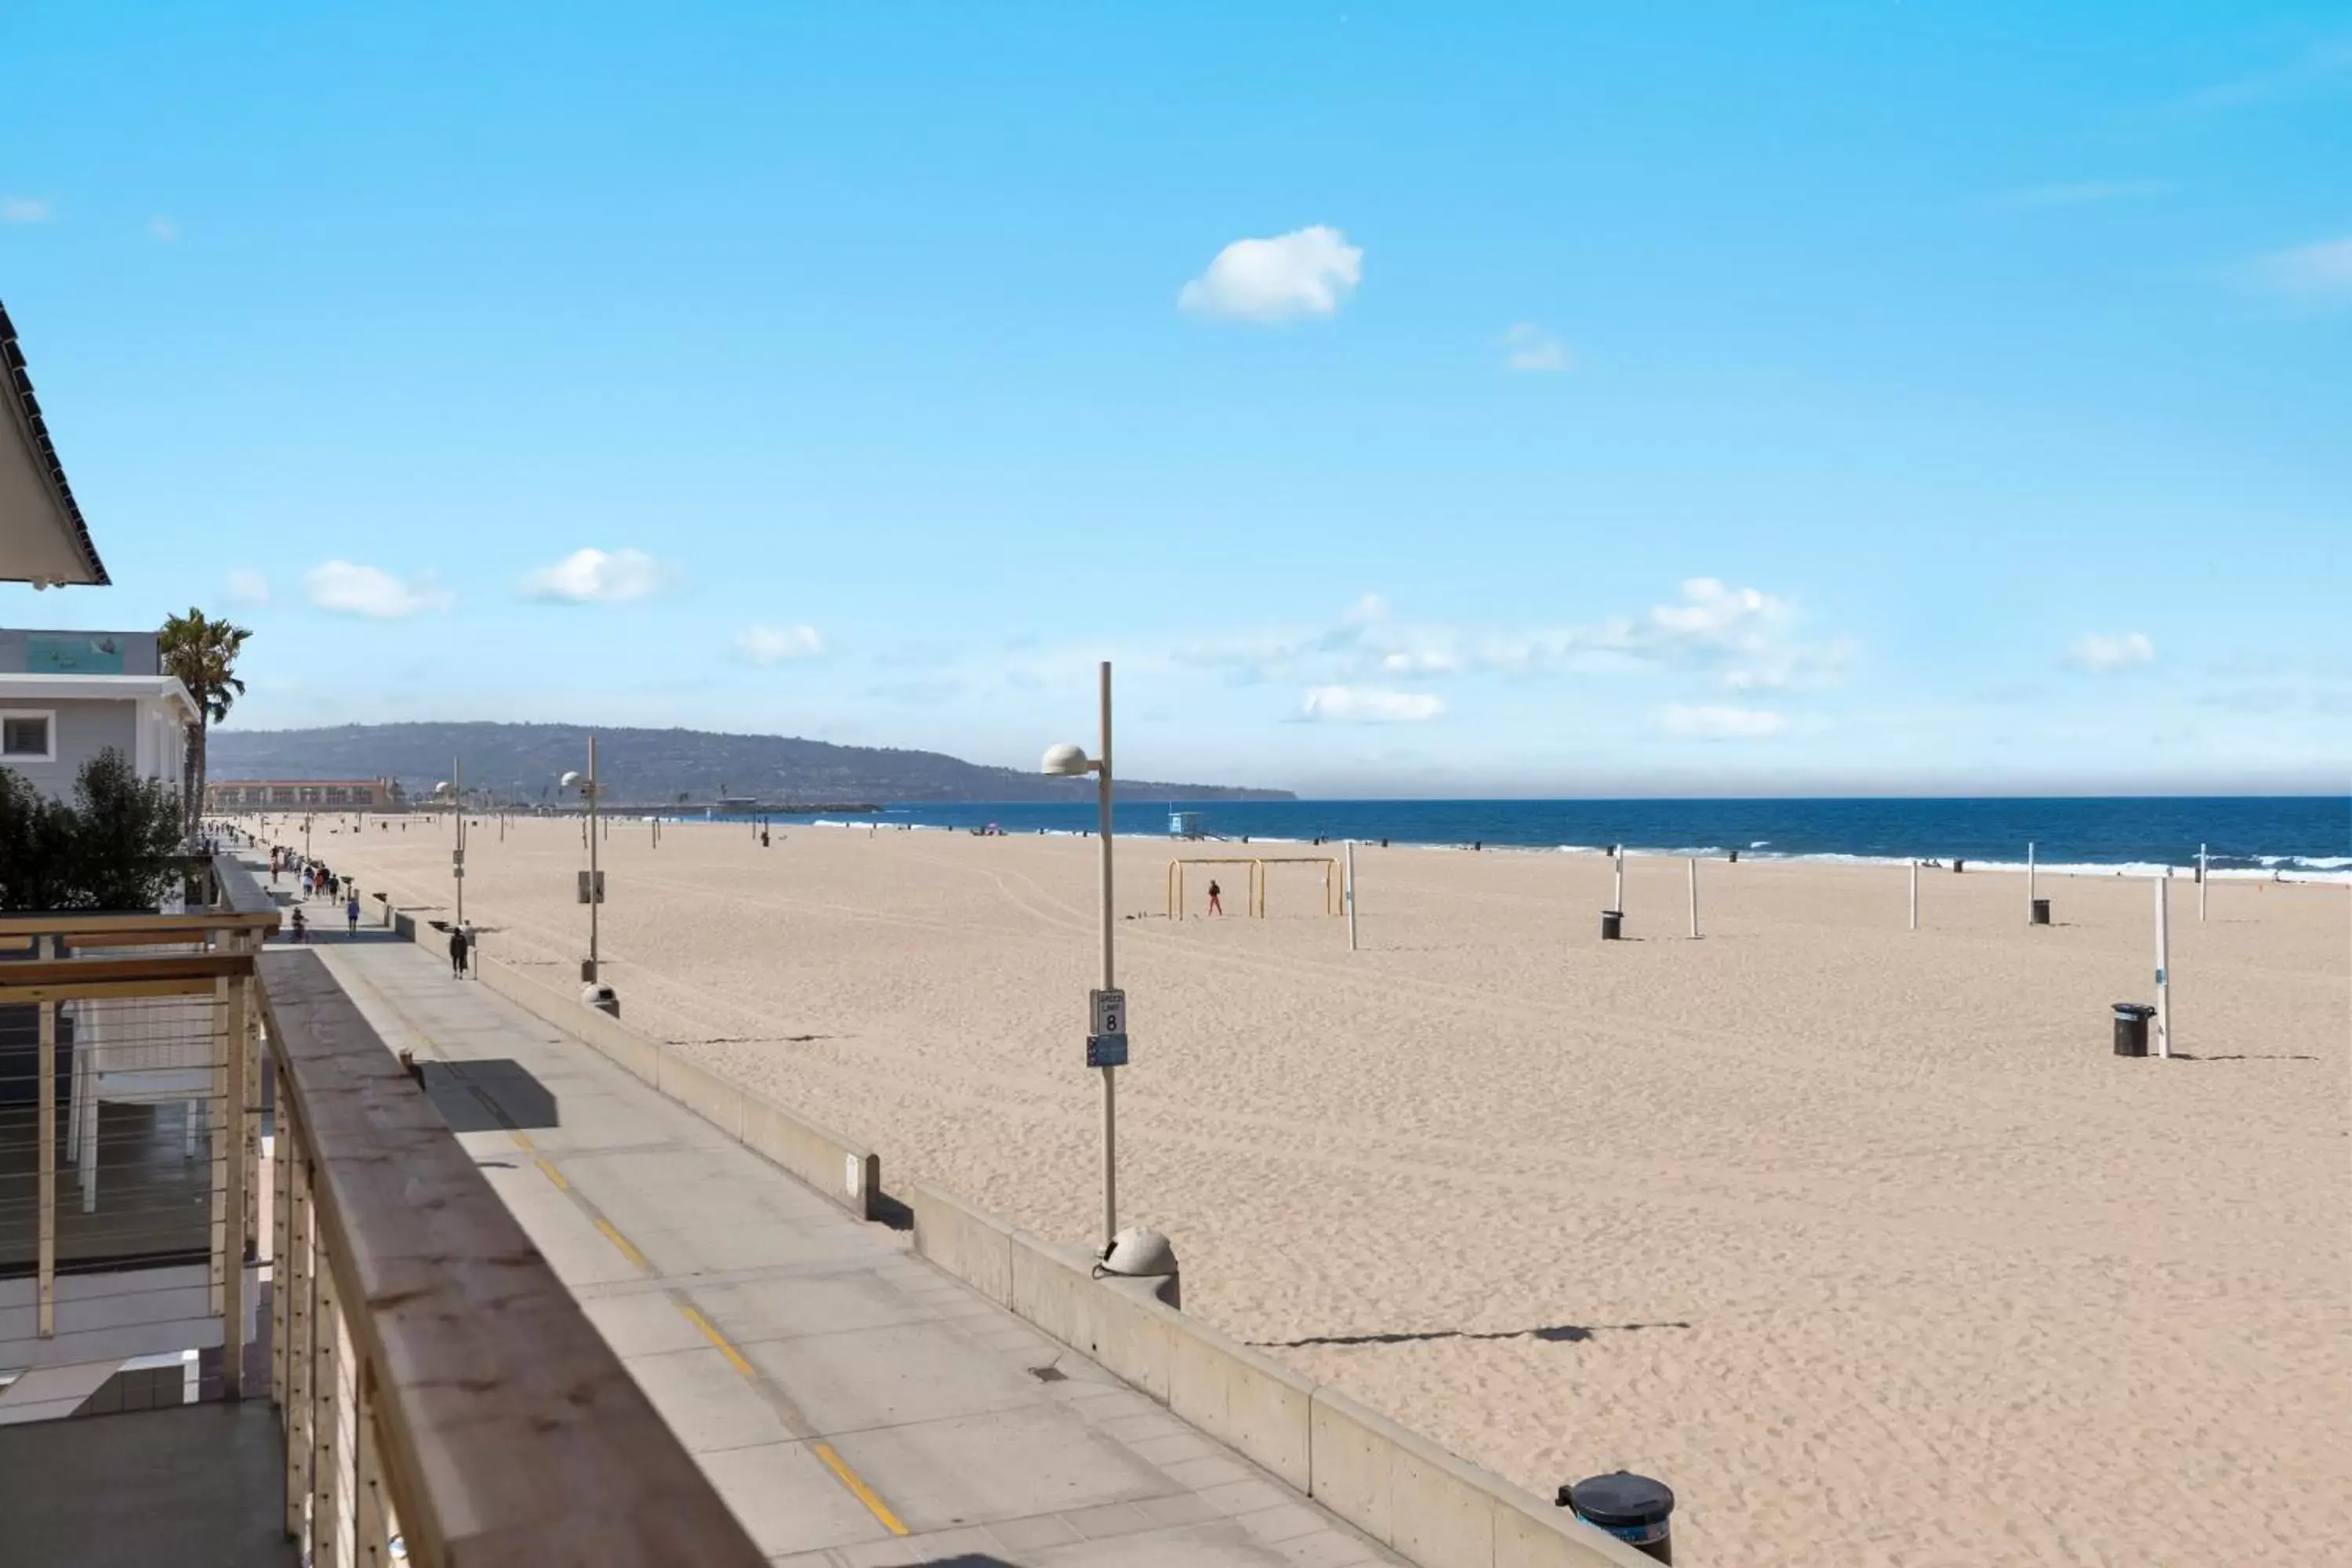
[1089,988,1126,1036]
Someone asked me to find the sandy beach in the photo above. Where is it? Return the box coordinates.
[278,813,2350,1566]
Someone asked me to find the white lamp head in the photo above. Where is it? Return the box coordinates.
[434,780,452,797]
[1040,742,1094,777]
[560,771,583,789]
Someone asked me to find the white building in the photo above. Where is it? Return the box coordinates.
[1,303,196,798]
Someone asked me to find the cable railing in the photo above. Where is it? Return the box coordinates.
[2,858,763,1566]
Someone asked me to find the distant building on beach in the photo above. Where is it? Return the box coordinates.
[205,776,408,811]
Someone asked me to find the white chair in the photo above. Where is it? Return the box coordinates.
[64,945,216,1216]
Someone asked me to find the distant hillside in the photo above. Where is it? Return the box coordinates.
[205,723,1293,807]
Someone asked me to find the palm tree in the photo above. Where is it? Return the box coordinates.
[158,608,252,837]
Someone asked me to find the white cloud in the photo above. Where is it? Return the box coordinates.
[517,546,677,603]
[2256,236,2352,299]
[2066,631,2157,673]
[148,216,178,242]
[1178,226,1363,323]
[303,561,453,619]
[1501,322,1570,372]
[734,624,824,665]
[1660,704,1785,739]
[1175,578,1851,693]
[2,197,52,223]
[1301,685,1446,724]
[1641,578,1852,690]
[223,569,270,606]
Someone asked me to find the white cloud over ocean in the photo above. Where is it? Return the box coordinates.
[735,624,825,665]
[1501,322,1570,372]
[1179,226,1363,322]
[2066,631,2157,673]
[303,561,452,619]
[519,547,678,603]
[1301,685,1445,724]
[1660,704,1785,739]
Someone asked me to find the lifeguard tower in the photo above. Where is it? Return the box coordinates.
[1168,810,1203,839]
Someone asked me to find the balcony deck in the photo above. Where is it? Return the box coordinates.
[0,1397,299,1566]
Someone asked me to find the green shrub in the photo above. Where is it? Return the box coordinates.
[0,750,188,911]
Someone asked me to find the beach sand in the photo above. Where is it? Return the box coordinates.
[287,814,2350,1566]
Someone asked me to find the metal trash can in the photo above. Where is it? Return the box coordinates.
[1559,1471,1675,1563]
[2031,898,2051,925]
[1601,909,1624,941]
[1953,858,1965,873]
[2113,1002,2154,1057]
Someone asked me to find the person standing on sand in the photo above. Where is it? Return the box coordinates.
[1207,880,1224,916]
[448,924,470,978]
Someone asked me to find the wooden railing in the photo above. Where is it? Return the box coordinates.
[259,952,764,1566]
[0,906,274,1359]
[5,855,763,1566]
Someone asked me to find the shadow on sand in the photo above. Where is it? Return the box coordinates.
[1254,1319,1690,1349]
[2170,1052,2319,1062]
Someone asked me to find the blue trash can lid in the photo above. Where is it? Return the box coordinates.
[2112,1003,2155,1019]
[1563,1471,1675,1526]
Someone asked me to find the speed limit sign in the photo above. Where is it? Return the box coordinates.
[1090,988,1125,1036]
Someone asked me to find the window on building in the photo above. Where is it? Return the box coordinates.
[2,712,55,760]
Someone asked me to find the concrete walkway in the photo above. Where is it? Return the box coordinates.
[283,899,1404,1566]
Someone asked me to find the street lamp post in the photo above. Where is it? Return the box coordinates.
[1043,662,1122,1256]
[562,735,605,993]
[452,756,465,926]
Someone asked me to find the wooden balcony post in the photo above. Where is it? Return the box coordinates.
[35,935,55,1338]
[221,933,251,1398]
[311,1219,342,1566]
[285,1140,313,1540]
[271,1064,291,1409]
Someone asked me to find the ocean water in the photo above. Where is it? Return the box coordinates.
[735,797,2352,879]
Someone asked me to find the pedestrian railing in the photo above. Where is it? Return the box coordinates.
[2,856,762,1566]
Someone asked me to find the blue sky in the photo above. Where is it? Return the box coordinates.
[3,2,2347,795]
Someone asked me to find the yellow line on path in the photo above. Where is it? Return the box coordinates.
[677,1304,755,1379]
[811,1441,910,1537]
[509,1129,535,1152]
[534,1157,568,1190]
[593,1217,647,1269]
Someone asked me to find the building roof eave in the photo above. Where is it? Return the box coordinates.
[0,299,111,588]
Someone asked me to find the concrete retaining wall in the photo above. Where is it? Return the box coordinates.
[379,895,1650,1568]
[902,1181,1653,1568]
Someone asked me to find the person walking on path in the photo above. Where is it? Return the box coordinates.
[448,923,471,978]
[346,893,361,935]
[289,908,307,944]
[1207,879,1224,916]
